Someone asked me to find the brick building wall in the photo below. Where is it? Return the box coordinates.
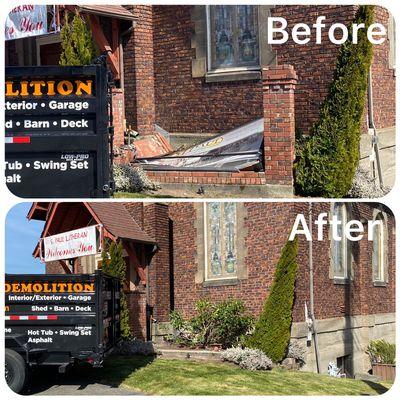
[148,5,394,137]
[369,7,396,129]
[123,5,156,136]
[152,5,263,134]
[124,203,172,322]
[168,202,395,322]
[112,88,126,147]
[270,5,357,134]
[292,203,395,323]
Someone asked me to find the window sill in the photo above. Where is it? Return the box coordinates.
[333,278,351,285]
[203,278,239,287]
[373,281,387,287]
[205,69,261,83]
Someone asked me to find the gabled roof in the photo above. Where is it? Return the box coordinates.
[76,5,136,20]
[87,203,155,244]
[31,202,155,258]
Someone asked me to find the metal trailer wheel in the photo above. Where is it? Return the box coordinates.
[5,349,27,393]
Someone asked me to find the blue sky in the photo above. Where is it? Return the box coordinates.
[5,203,45,274]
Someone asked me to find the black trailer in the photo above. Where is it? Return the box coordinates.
[5,271,121,393]
[5,62,112,198]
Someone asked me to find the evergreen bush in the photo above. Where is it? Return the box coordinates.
[102,241,131,339]
[59,12,97,66]
[295,6,374,197]
[245,237,298,363]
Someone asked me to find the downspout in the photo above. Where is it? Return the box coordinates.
[309,203,321,373]
[367,66,384,189]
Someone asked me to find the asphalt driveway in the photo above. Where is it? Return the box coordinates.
[22,365,142,396]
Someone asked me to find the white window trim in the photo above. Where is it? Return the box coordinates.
[35,32,61,66]
[203,202,238,282]
[205,5,260,74]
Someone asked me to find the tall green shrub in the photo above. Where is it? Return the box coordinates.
[246,237,298,363]
[295,6,374,197]
[59,12,97,66]
[102,241,131,339]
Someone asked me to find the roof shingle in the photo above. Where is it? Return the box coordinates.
[88,203,155,244]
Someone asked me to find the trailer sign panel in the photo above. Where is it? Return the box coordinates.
[5,65,110,198]
[43,225,98,262]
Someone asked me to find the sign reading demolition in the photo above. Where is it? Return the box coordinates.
[5,275,97,347]
[5,65,110,198]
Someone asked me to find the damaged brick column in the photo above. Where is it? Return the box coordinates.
[262,65,298,188]
[124,5,156,136]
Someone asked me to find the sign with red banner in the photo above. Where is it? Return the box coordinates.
[5,5,48,41]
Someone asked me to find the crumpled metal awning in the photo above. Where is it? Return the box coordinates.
[137,118,264,172]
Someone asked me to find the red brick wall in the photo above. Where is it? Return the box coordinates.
[293,203,396,321]
[124,203,172,322]
[168,203,291,318]
[123,5,156,135]
[112,88,125,147]
[169,202,395,322]
[270,5,358,134]
[149,5,394,136]
[262,65,297,185]
[152,5,263,134]
[369,7,395,129]
[126,290,147,340]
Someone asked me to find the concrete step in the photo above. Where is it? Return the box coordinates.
[156,348,221,362]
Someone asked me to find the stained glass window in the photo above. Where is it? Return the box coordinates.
[206,202,237,279]
[332,203,349,279]
[209,5,259,70]
[372,214,385,282]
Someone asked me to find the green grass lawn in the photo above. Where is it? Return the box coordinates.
[88,356,392,396]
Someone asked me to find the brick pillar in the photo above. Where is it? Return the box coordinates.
[262,65,297,186]
[124,5,156,136]
[143,204,171,323]
[112,88,125,147]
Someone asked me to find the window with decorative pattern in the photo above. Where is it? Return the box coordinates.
[208,5,259,71]
[372,213,386,283]
[331,203,351,280]
[205,202,237,280]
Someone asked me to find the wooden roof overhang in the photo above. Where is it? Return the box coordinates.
[30,202,155,283]
[61,5,136,81]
